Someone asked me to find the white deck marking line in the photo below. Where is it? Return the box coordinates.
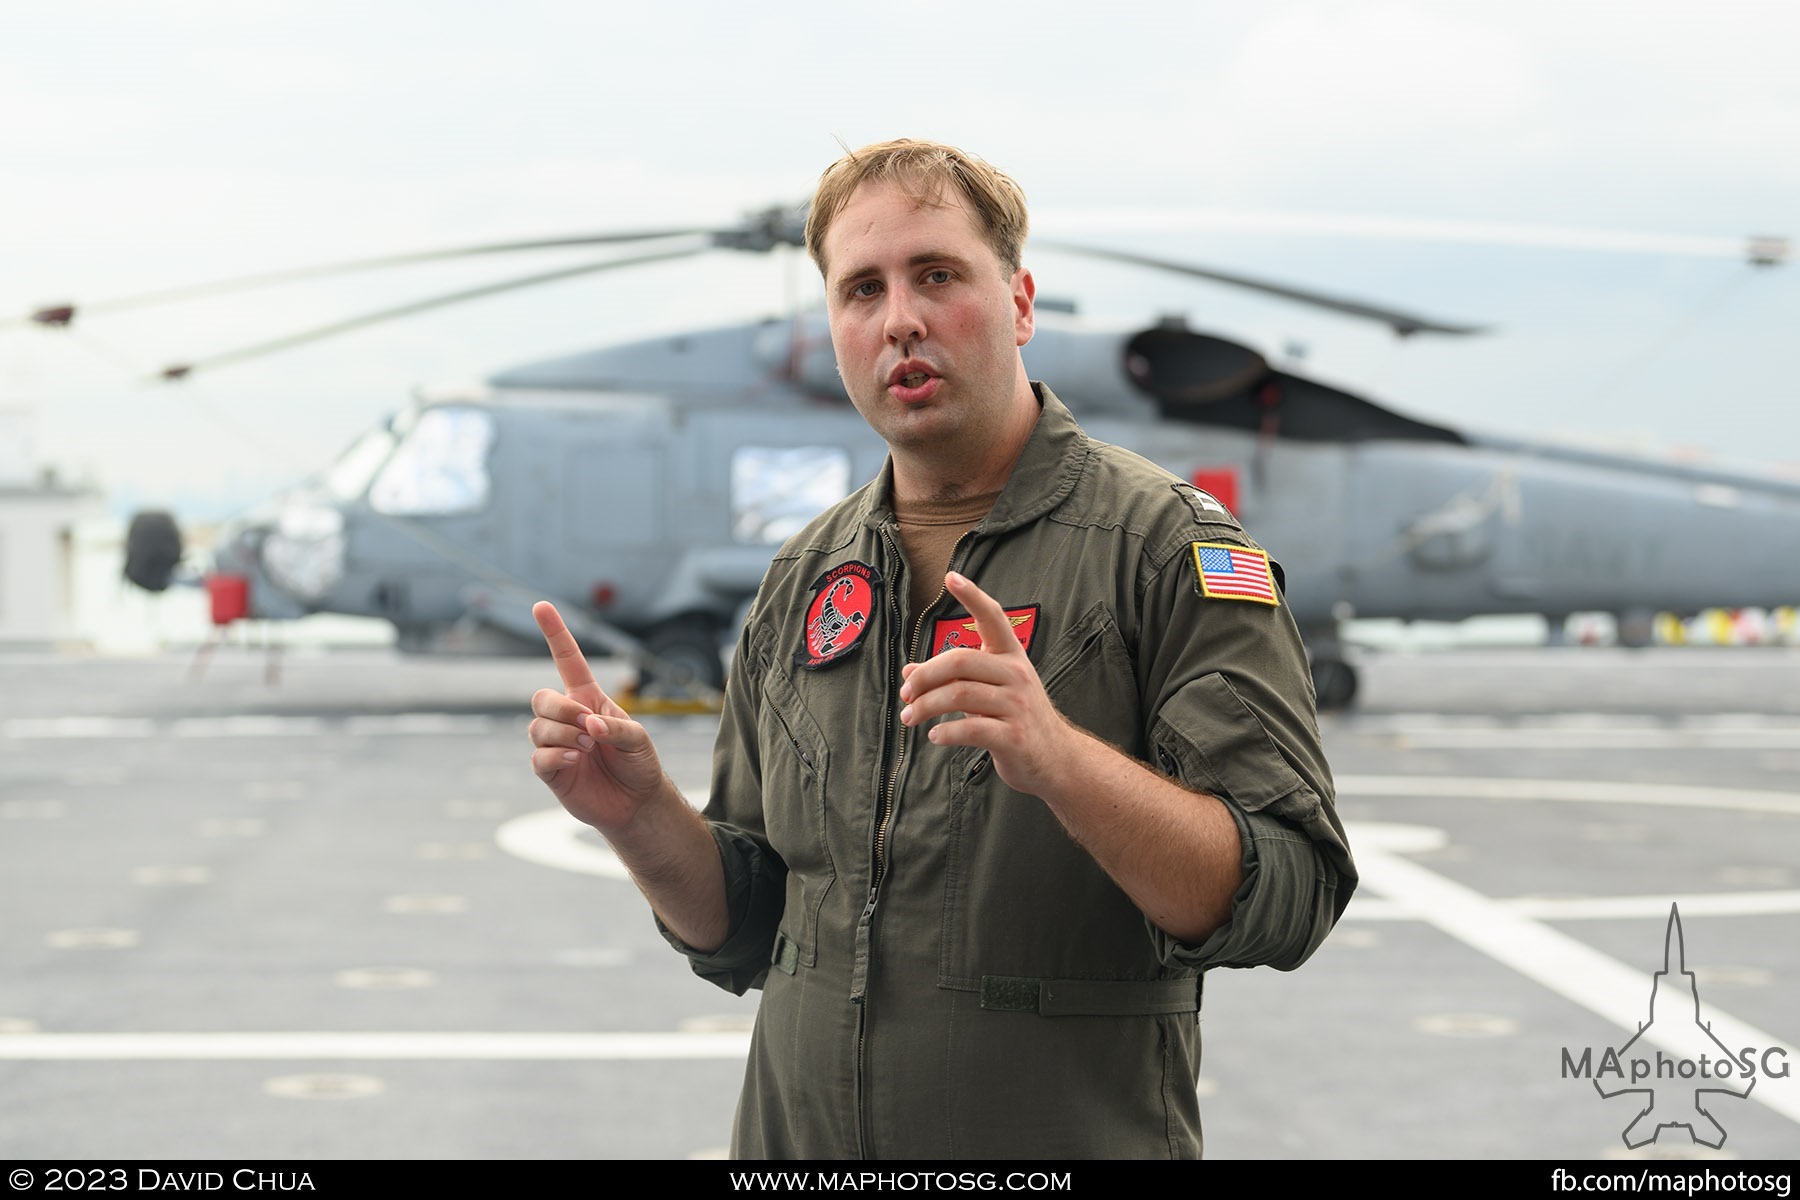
[1360,730,1800,749]
[1354,823,1800,1129]
[170,717,329,738]
[342,715,502,736]
[0,1031,751,1061]
[1507,893,1800,920]
[7,715,1800,746]
[495,809,630,879]
[0,715,506,739]
[496,793,711,880]
[1346,891,1800,921]
[4,718,155,738]
[1339,775,1800,815]
[1358,714,1800,728]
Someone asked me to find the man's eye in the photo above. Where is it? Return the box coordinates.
[925,269,952,284]
[851,281,880,298]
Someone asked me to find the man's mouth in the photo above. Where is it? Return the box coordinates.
[889,361,939,394]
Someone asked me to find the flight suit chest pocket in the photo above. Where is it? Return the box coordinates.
[937,602,1153,987]
[1036,601,1141,743]
[756,663,836,967]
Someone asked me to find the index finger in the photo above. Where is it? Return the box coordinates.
[943,572,1028,657]
[532,601,598,692]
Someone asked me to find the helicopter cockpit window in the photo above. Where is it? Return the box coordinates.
[369,407,495,516]
[322,426,399,503]
[731,446,851,544]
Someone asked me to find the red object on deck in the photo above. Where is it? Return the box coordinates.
[205,574,250,625]
[1190,467,1239,515]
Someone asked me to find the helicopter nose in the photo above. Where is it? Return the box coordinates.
[262,501,348,602]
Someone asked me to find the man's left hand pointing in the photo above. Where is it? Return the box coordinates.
[898,571,1076,797]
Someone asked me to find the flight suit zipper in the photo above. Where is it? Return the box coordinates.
[854,524,973,1157]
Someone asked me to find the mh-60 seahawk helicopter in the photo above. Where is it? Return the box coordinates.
[27,204,1797,709]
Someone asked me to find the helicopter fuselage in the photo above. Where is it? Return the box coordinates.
[192,313,1800,705]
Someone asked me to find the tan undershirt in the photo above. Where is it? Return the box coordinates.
[893,489,1001,625]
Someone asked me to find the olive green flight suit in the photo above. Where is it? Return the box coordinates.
[665,386,1355,1159]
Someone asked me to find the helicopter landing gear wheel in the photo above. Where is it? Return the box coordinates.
[1311,656,1358,712]
[637,619,727,701]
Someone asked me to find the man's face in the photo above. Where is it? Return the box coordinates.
[820,180,1034,458]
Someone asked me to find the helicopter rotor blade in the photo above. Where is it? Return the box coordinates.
[1033,238,1488,338]
[154,243,712,382]
[6,219,792,331]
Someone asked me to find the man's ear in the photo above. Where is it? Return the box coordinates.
[1013,267,1036,347]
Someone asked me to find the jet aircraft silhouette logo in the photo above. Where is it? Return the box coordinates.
[1563,905,1759,1149]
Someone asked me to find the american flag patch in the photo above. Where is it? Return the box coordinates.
[1192,542,1279,605]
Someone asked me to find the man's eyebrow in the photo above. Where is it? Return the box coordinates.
[833,249,976,288]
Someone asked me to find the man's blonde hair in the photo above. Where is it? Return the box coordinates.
[805,139,1029,278]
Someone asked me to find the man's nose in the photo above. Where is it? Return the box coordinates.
[883,288,924,345]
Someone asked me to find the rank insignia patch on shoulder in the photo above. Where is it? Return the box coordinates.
[929,604,1040,656]
[1191,542,1279,606]
[796,561,883,669]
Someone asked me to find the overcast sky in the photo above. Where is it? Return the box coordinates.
[4,0,1797,519]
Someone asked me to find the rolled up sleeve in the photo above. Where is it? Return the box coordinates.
[1136,537,1357,972]
[657,823,787,995]
[655,624,788,995]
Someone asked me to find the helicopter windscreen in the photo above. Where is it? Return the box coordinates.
[367,407,495,515]
[322,425,399,503]
[730,445,852,544]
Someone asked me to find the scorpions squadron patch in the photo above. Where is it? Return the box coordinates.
[796,561,884,669]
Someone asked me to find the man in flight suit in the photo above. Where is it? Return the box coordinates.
[528,139,1355,1159]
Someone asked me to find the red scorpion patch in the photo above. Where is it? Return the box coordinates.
[796,561,883,669]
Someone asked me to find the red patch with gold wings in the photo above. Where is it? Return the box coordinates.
[928,604,1040,657]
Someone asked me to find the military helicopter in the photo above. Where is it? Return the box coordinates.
[22,204,1800,709]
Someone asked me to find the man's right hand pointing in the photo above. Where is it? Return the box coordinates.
[527,600,669,835]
